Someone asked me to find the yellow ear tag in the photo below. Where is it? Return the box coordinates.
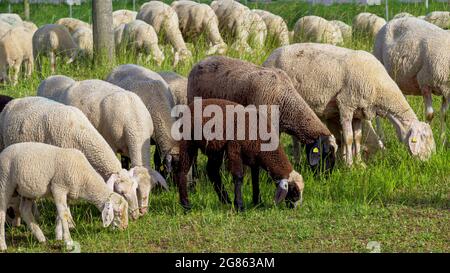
[313,147,319,153]
[160,165,165,171]
[411,137,417,143]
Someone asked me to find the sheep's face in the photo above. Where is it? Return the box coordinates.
[102,193,129,230]
[406,120,436,160]
[129,166,151,215]
[305,135,337,174]
[285,171,304,209]
[107,170,140,220]
[173,48,192,66]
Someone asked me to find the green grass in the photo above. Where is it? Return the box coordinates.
[1,0,449,253]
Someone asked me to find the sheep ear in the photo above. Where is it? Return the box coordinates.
[274,179,289,204]
[150,170,169,191]
[101,201,114,228]
[106,174,118,191]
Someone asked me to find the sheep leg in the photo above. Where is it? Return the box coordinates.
[25,58,33,79]
[206,154,230,204]
[177,141,197,210]
[49,51,56,74]
[19,198,46,243]
[251,166,261,206]
[52,188,72,246]
[440,96,449,146]
[10,61,21,86]
[226,142,245,211]
[352,119,365,167]
[340,112,354,166]
[292,136,301,165]
[422,86,434,123]
[0,181,17,251]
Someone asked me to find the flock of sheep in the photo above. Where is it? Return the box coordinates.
[0,0,448,251]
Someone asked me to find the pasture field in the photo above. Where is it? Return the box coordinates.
[0,0,449,253]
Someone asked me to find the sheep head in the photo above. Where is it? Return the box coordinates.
[285,171,304,209]
[128,166,151,215]
[405,120,436,160]
[102,192,129,230]
[305,135,337,174]
[173,48,192,67]
[107,170,140,220]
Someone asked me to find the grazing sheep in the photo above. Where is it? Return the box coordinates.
[177,99,304,211]
[374,17,450,145]
[32,24,79,74]
[293,16,343,45]
[171,0,227,55]
[0,142,129,251]
[72,26,93,58]
[106,64,179,177]
[264,43,436,164]
[352,12,386,39]
[0,97,140,220]
[424,11,450,29]
[22,21,38,34]
[247,10,267,48]
[252,9,290,47]
[113,9,137,28]
[393,12,414,20]
[0,27,34,85]
[0,13,23,27]
[211,0,252,52]
[329,20,352,41]
[137,1,192,66]
[0,95,13,113]
[0,21,12,37]
[158,71,188,105]
[37,76,168,214]
[117,20,164,66]
[188,56,337,172]
[55,17,91,34]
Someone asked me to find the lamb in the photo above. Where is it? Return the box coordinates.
[32,24,79,74]
[55,17,91,34]
[137,1,192,66]
[117,20,164,66]
[113,9,137,28]
[424,11,450,29]
[0,13,23,27]
[0,26,34,85]
[0,97,141,220]
[210,0,252,52]
[176,99,304,211]
[188,56,337,173]
[373,17,450,145]
[0,142,129,251]
[37,76,168,214]
[72,26,93,58]
[329,20,352,42]
[352,12,386,39]
[171,0,227,55]
[106,64,179,177]
[252,9,290,47]
[263,43,436,165]
[158,71,188,105]
[293,16,343,45]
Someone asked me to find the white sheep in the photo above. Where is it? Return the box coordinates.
[171,0,227,55]
[252,9,290,46]
[137,1,192,66]
[0,97,141,220]
[117,20,164,66]
[0,142,129,251]
[264,43,436,165]
[374,17,450,145]
[352,12,386,40]
[32,24,79,74]
[0,26,33,85]
[392,12,414,20]
[55,17,91,34]
[72,26,93,58]
[0,21,12,37]
[22,21,38,34]
[329,20,352,42]
[0,13,23,27]
[37,76,168,214]
[113,9,137,29]
[210,0,252,52]
[293,16,343,45]
[106,64,180,176]
[157,71,188,105]
[424,11,450,29]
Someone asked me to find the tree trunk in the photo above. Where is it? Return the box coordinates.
[24,0,30,21]
[92,0,115,66]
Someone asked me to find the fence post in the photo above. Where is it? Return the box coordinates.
[385,0,389,21]
[92,0,115,65]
